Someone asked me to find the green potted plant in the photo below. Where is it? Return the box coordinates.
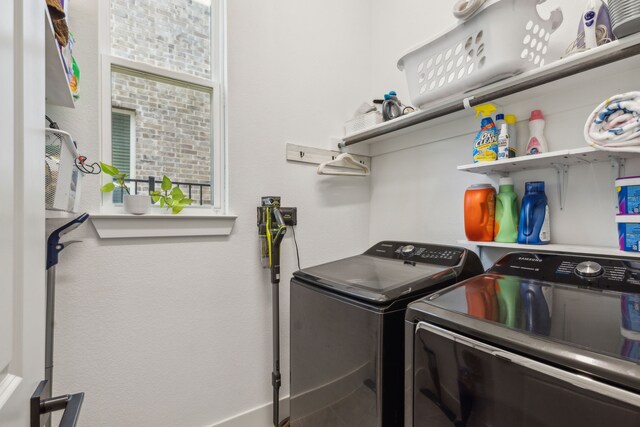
[150,176,193,214]
[100,162,150,215]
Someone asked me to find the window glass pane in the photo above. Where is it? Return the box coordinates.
[110,0,212,79]
[111,111,132,176]
[111,68,212,205]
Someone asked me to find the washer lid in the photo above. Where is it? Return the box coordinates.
[293,254,456,304]
[410,273,640,390]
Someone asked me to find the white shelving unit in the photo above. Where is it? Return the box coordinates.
[458,240,640,259]
[45,210,77,220]
[457,147,638,175]
[458,147,639,209]
[341,32,640,148]
[45,7,75,108]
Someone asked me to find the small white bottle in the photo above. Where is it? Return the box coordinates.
[526,110,549,155]
[495,113,506,131]
[497,124,510,160]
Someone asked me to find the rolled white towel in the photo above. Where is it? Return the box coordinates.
[584,92,640,153]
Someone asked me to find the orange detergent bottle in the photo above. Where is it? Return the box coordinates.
[464,184,496,241]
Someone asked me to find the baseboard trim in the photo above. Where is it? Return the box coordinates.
[210,397,289,427]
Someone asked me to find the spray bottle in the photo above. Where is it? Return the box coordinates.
[472,103,498,163]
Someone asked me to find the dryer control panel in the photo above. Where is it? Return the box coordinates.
[490,252,640,292]
[364,241,464,267]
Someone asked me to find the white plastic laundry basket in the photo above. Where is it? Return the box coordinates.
[398,0,563,109]
[45,128,83,212]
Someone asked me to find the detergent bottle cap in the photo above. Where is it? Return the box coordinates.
[496,113,505,121]
[384,94,391,100]
[499,177,514,187]
[505,114,517,125]
[473,103,497,119]
[525,181,545,193]
[389,91,397,96]
[530,110,544,121]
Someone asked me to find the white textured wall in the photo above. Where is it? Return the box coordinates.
[46,1,372,426]
[44,1,637,425]
[368,0,640,267]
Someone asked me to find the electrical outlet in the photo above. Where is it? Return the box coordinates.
[280,207,297,226]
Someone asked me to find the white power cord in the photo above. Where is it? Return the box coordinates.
[584,92,640,153]
[453,0,487,20]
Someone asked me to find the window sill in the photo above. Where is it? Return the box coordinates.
[90,212,237,239]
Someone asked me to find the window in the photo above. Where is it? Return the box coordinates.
[101,0,225,211]
[111,108,135,203]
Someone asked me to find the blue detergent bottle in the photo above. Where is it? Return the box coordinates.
[517,181,551,245]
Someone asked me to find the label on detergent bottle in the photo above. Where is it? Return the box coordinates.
[619,222,640,252]
[498,132,510,160]
[539,206,551,242]
[527,137,542,155]
[618,185,640,214]
[473,120,498,163]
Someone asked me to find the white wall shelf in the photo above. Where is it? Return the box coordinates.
[341,32,640,148]
[458,240,640,259]
[457,147,638,175]
[458,147,639,209]
[45,210,76,219]
[45,7,75,109]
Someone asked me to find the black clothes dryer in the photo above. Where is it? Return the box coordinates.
[290,241,483,426]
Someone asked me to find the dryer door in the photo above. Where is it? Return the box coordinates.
[410,322,640,427]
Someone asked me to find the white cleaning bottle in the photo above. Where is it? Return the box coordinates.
[497,124,510,160]
[525,110,549,155]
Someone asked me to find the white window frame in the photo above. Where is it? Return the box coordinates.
[98,0,227,213]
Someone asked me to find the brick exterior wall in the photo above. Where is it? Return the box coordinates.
[111,71,212,204]
[110,0,211,79]
[110,0,213,205]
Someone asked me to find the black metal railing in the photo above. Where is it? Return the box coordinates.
[111,177,211,206]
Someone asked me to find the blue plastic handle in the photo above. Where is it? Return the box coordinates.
[46,213,89,270]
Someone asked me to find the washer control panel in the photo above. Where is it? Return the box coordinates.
[490,252,640,292]
[364,241,464,267]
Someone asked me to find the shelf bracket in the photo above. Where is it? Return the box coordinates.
[611,157,626,179]
[554,164,569,210]
[611,157,626,211]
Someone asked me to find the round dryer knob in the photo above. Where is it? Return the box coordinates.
[575,261,603,278]
[401,245,416,256]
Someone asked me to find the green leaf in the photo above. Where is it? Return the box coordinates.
[151,194,161,203]
[172,204,185,214]
[181,198,193,206]
[161,175,172,191]
[100,182,115,193]
[100,163,120,177]
[149,191,161,197]
[159,197,165,208]
[171,187,184,202]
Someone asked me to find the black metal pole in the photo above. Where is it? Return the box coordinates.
[272,279,281,427]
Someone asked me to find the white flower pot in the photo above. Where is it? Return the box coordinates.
[123,194,150,215]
